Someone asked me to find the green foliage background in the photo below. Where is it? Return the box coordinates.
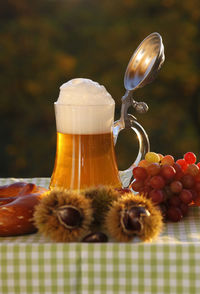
[0,0,200,177]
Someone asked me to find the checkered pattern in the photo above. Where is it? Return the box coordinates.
[0,178,200,294]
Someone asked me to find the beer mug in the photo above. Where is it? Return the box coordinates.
[50,33,165,190]
[49,78,149,190]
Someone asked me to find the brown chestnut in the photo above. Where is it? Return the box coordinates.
[56,205,83,229]
[122,212,141,232]
[121,206,150,234]
[82,232,108,243]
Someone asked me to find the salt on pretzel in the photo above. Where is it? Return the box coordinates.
[0,182,48,236]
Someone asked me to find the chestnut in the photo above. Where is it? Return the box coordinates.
[82,232,108,243]
[121,206,150,234]
[56,205,83,229]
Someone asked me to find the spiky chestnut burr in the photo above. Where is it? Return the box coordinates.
[84,186,121,230]
[34,188,93,242]
[104,193,163,242]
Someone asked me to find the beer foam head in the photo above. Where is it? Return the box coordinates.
[55,78,115,134]
[57,78,114,105]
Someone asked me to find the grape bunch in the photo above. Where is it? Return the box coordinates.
[131,152,200,222]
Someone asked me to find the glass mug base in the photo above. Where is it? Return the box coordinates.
[49,132,122,191]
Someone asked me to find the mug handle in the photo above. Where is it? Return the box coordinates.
[113,114,150,187]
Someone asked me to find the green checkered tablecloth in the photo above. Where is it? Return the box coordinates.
[0,178,200,294]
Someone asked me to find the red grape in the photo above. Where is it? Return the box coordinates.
[190,189,198,202]
[160,164,176,180]
[144,175,153,188]
[138,160,150,168]
[179,189,193,204]
[164,185,174,198]
[173,163,184,180]
[195,173,200,182]
[161,155,174,166]
[131,180,144,192]
[186,164,199,176]
[149,176,165,190]
[195,182,200,192]
[181,174,195,189]
[133,167,148,180]
[173,162,182,173]
[197,162,200,169]
[149,189,165,204]
[193,192,200,206]
[176,159,188,172]
[142,185,152,196]
[170,181,183,194]
[180,203,189,216]
[184,152,196,164]
[146,163,161,176]
[166,206,183,222]
[168,195,181,207]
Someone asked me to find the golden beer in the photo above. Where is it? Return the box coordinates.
[50,132,121,190]
[49,78,122,190]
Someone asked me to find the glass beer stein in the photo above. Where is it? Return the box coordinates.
[49,79,149,190]
[50,33,165,190]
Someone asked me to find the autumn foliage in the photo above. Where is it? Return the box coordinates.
[0,0,200,177]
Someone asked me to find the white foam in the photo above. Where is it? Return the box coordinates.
[57,78,114,105]
[55,78,115,134]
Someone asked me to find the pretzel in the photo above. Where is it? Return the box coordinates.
[0,182,48,236]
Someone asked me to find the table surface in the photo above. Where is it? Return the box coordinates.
[0,178,200,294]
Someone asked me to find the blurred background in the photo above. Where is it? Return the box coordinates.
[0,0,200,178]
